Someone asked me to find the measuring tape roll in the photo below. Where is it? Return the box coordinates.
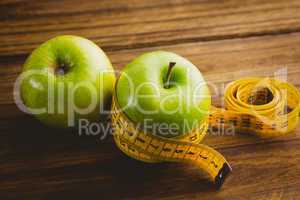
[111,77,300,188]
[209,77,300,137]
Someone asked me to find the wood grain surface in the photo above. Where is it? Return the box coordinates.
[0,0,300,199]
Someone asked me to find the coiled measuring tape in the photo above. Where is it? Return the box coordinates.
[111,77,300,188]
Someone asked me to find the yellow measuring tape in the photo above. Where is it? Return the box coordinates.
[111,77,300,188]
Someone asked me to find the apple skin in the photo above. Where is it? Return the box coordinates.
[116,51,211,137]
[20,35,116,127]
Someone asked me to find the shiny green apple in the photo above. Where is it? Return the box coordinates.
[116,51,211,137]
[19,35,116,127]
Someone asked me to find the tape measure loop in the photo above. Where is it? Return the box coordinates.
[112,77,300,188]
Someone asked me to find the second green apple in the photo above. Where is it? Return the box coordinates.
[116,51,211,137]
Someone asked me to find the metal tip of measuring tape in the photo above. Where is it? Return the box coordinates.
[215,163,232,189]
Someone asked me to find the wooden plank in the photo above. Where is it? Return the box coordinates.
[0,32,300,199]
[1,32,300,147]
[2,0,300,57]
[0,131,299,199]
[2,32,300,105]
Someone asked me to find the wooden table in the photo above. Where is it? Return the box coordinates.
[1,0,300,199]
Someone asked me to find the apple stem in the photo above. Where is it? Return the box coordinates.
[165,62,176,89]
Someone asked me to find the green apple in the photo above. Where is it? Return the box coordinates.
[116,51,211,137]
[18,35,116,127]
